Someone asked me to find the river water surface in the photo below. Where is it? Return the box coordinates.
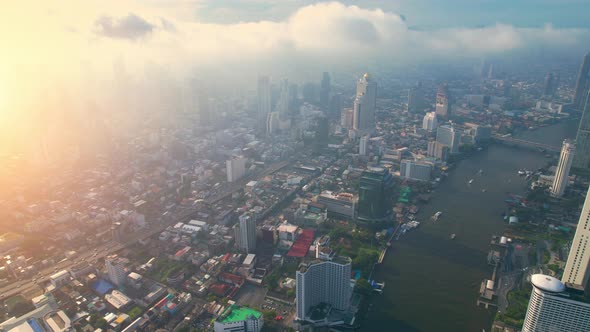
[364,119,579,331]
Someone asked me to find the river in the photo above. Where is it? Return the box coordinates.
[364,119,579,332]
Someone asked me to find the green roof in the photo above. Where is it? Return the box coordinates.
[219,306,261,323]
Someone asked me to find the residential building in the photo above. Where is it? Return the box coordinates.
[435,84,451,119]
[234,213,256,253]
[400,160,432,182]
[359,135,369,156]
[436,124,460,154]
[573,52,590,110]
[562,184,590,290]
[296,257,352,322]
[105,255,129,287]
[341,108,354,129]
[214,305,263,332]
[226,157,246,183]
[357,168,394,223]
[422,112,438,132]
[522,274,590,332]
[427,141,449,161]
[551,140,575,197]
[353,73,377,134]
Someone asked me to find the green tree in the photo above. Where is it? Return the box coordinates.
[355,278,373,296]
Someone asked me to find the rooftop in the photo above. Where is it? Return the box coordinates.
[218,306,261,323]
[531,274,565,293]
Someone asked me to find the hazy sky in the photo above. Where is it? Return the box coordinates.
[1,0,590,143]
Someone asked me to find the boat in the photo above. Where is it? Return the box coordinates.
[432,211,442,221]
[482,189,487,193]
[387,241,392,247]
[450,233,456,240]
[478,169,483,175]
[468,179,474,184]
[518,170,526,176]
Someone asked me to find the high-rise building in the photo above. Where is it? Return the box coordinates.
[522,274,590,332]
[435,84,451,119]
[400,160,432,182]
[341,108,354,129]
[234,213,257,253]
[296,257,352,322]
[357,167,394,223]
[276,79,290,119]
[320,72,331,111]
[353,73,377,134]
[359,135,369,156]
[436,124,460,154]
[573,52,590,110]
[105,255,129,287]
[562,184,590,290]
[214,305,263,332]
[314,115,329,151]
[422,112,438,132]
[226,157,247,183]
[573,90,590,175]
[408,82,423,113]
[317,191,356,219]
[329,93,343,120]
[427,141,449,161]
[543,72,557,97]
[257,76,272,136]
[551,140,575,197]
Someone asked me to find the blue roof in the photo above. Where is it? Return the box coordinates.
[92,279,114,295]
[27,319,44,332]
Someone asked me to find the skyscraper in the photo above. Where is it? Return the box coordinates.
[573,52,590,110]
[427,141,449,161]
[562,184,590,290]
[550,140,575,197]
[314,115,329,152]
[522,274,590,332]
[422,112,438,132]
[320,72,331,112]
[400,160,432,182]
[105,255,129,287]
[573,90,590,175]
[226,156,247,183]
[234,213,257,253]
[543,72,557,97]
[359,135,369,156]
[296,257,352,322]
[276,79,290,120]
[257,76,271,136]
[357,167,394,223]
[436,124,460,154]
[435,84,451,118]
[408,82,424,113]
[353,73,377,134]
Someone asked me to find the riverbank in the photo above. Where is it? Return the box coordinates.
[362,120,578,332]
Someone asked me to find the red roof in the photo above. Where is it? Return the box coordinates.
[209,283,232,296]
[287,229,314,257]
[222,253,231,263]
[219,272,244,285]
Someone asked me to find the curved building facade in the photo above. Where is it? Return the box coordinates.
[523,274,590,332]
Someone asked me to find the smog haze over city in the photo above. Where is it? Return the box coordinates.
[2,1,590,332]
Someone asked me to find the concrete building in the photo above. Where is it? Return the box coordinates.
[226,157,246,183]
[400,160,432,181]
[422,112,438,132]
[341,108,354,129]
[551,140,575,197]
[573,52,590,110]
[317,191,356,219]
[359,135,369,156]
[436,124,460,154]
[522,274,590,332]
[296,257,352,322]
[427,141,449,161]
[320,72,331,111]
[214,305,263,332]
[352,73,377,134]
[49,270,70,287]
[435,84,451,119]
[105,255,129,287]
[257,76,272,136]
[562,184,590,290]
[407,82,424,113]
[234,213,256,253]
